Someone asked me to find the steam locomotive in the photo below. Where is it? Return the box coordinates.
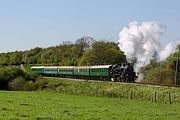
[31,63,136,82]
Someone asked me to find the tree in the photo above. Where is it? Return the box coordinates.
[78,41,126,65]
[40,48,54,64]
[78,50,96,65]
[0,53,10,65]
[9,51,23,65]
[176,44,180,51]
[75,36,95,56]
[22,47,42,64]
[0,37,126,66]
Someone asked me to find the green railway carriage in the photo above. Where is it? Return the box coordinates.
[58,66,74,75]
[31,66,44,74]
[90,65,111,77]
[74,66,90,76]
[44,66,58,75]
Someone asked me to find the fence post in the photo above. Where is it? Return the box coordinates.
[169,93,172,104]
[155,92,157,102]
[162,92,164,103]
[134,91,136,99]
[119,92,121,100]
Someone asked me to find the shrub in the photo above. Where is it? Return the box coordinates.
[0,66,26,89]
[0,66,40,90]
[0,69,10,89]
[6,66,25,78]
[8,77,26,90]
[34,78,46,90]
[24,71,38,81]
[143,58,175,85]
[24,81,35,91]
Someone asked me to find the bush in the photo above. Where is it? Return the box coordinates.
[8,77,26,90]
[24,71,38,81]
[0,66,41,90]
[0,69,10,89]
[143,56,176,85]
[6,66,25,78]
[24,81,35,91]
[34,78,46,90]
[0,66,26,89]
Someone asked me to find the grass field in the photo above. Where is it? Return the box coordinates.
[44,77,180,104]
[0,91,179,120]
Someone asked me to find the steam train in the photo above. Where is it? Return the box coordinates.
[31,64,136,82]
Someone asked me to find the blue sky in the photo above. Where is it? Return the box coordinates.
[0,0,180,52]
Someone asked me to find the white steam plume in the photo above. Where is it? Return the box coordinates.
[159,41,180,61]
[118,21,180,75]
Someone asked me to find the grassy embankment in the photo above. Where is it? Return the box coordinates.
[0,91,179,120]
[43,77,180,104]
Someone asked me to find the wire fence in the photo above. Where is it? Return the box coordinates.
[55,87,180,104]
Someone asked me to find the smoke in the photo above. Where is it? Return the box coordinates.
[118,21,180,81]
[159,41,180,61]
[136,72,145,82]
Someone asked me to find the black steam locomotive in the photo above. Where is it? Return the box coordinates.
[109,64,136,82]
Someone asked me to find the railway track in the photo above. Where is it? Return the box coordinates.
[136,82,180,88]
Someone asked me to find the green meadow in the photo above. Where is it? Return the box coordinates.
[0,91,179,120]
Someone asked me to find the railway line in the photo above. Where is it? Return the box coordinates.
[31,64,180,88]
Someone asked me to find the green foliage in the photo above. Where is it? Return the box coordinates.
[60,58,74,66]
[78,41,126,65]
[142,49,180,85]
[9,51,23,65]
[8,77,26,90]
[22,47,42,64]
[24,71,38,81]
[24,81,35,91]
[33,78,46,90]
[0,37,126,66]
[144,66,174,85]
[0,66,25,89]
[0,66,43,90]
[78,50,96,65]
[8,77,45,91]
[6,66,25,77]
[0,53,10,65]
